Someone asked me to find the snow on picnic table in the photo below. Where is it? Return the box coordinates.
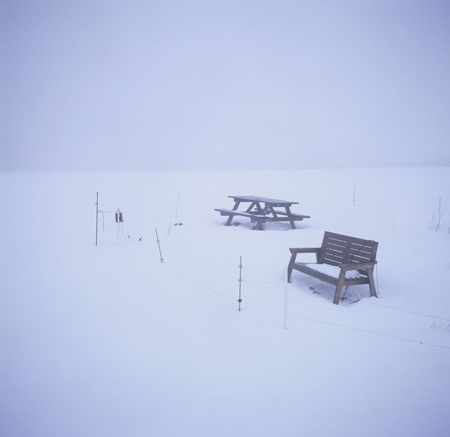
[1,167,450,437]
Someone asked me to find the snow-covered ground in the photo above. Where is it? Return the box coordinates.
[1,167,449,437]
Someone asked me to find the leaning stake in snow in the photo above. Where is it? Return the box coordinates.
[155,229,164,263]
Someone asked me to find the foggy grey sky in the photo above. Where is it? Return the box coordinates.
[1,0,450,172]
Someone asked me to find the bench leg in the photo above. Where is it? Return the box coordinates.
[333,270,346,305]
[287,253,297,283]
[367,268,377,298]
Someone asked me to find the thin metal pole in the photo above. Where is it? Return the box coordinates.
[95,192,99,246]
[284,269,288,330]
[175,193,180,220]
[116,209,120,246]
[238,256,243,311]
[168,193,181,236]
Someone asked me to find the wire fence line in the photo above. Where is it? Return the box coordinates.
[244,300,450,351]
[137,233,450,323]
[101,205,450,320]
[106,227,450,351]
[104,207,450,324]
[105,183,450,227]
[95,188,450,350]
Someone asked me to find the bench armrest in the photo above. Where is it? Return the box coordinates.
[288,247,321,265]
[289,247,320,254]
[339,261,377,271]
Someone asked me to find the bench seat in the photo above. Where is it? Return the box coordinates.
[215,208,309,226]
[271,210,310,220]
[297,263,361,280]
[214,209,267,221]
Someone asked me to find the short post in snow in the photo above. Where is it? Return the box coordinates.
[115,209,124,245]
[95,192,99,246]
[238,256,243,311]
[175,193,180,220]
[155,228,164,263]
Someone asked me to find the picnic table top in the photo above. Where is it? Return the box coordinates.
[228,195,299,205]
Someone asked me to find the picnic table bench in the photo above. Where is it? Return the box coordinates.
[215,196,310,230]
[287,231,378,304]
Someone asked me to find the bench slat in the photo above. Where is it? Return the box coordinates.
[264,216,308,222]
[320,232,378,265]
[214,209,266,220]
[215,209,309,224]
[271,210,311,219]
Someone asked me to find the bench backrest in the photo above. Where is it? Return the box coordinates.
[318,231,378,266]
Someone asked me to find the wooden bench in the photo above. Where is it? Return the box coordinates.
[287,231,378,304]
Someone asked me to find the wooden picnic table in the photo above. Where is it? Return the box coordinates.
[215,195,310,230]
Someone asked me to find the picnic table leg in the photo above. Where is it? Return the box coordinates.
[262,203,270,215]
[254,220,264,230]
[225,215,235,226]
[254,202,267,229]
[245,201,260,213]
[225,201,241,226]
[285,206,296,229]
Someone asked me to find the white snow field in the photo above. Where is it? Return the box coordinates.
[1,167,450,437]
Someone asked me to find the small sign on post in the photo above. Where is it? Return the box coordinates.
[115,210,124,223]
